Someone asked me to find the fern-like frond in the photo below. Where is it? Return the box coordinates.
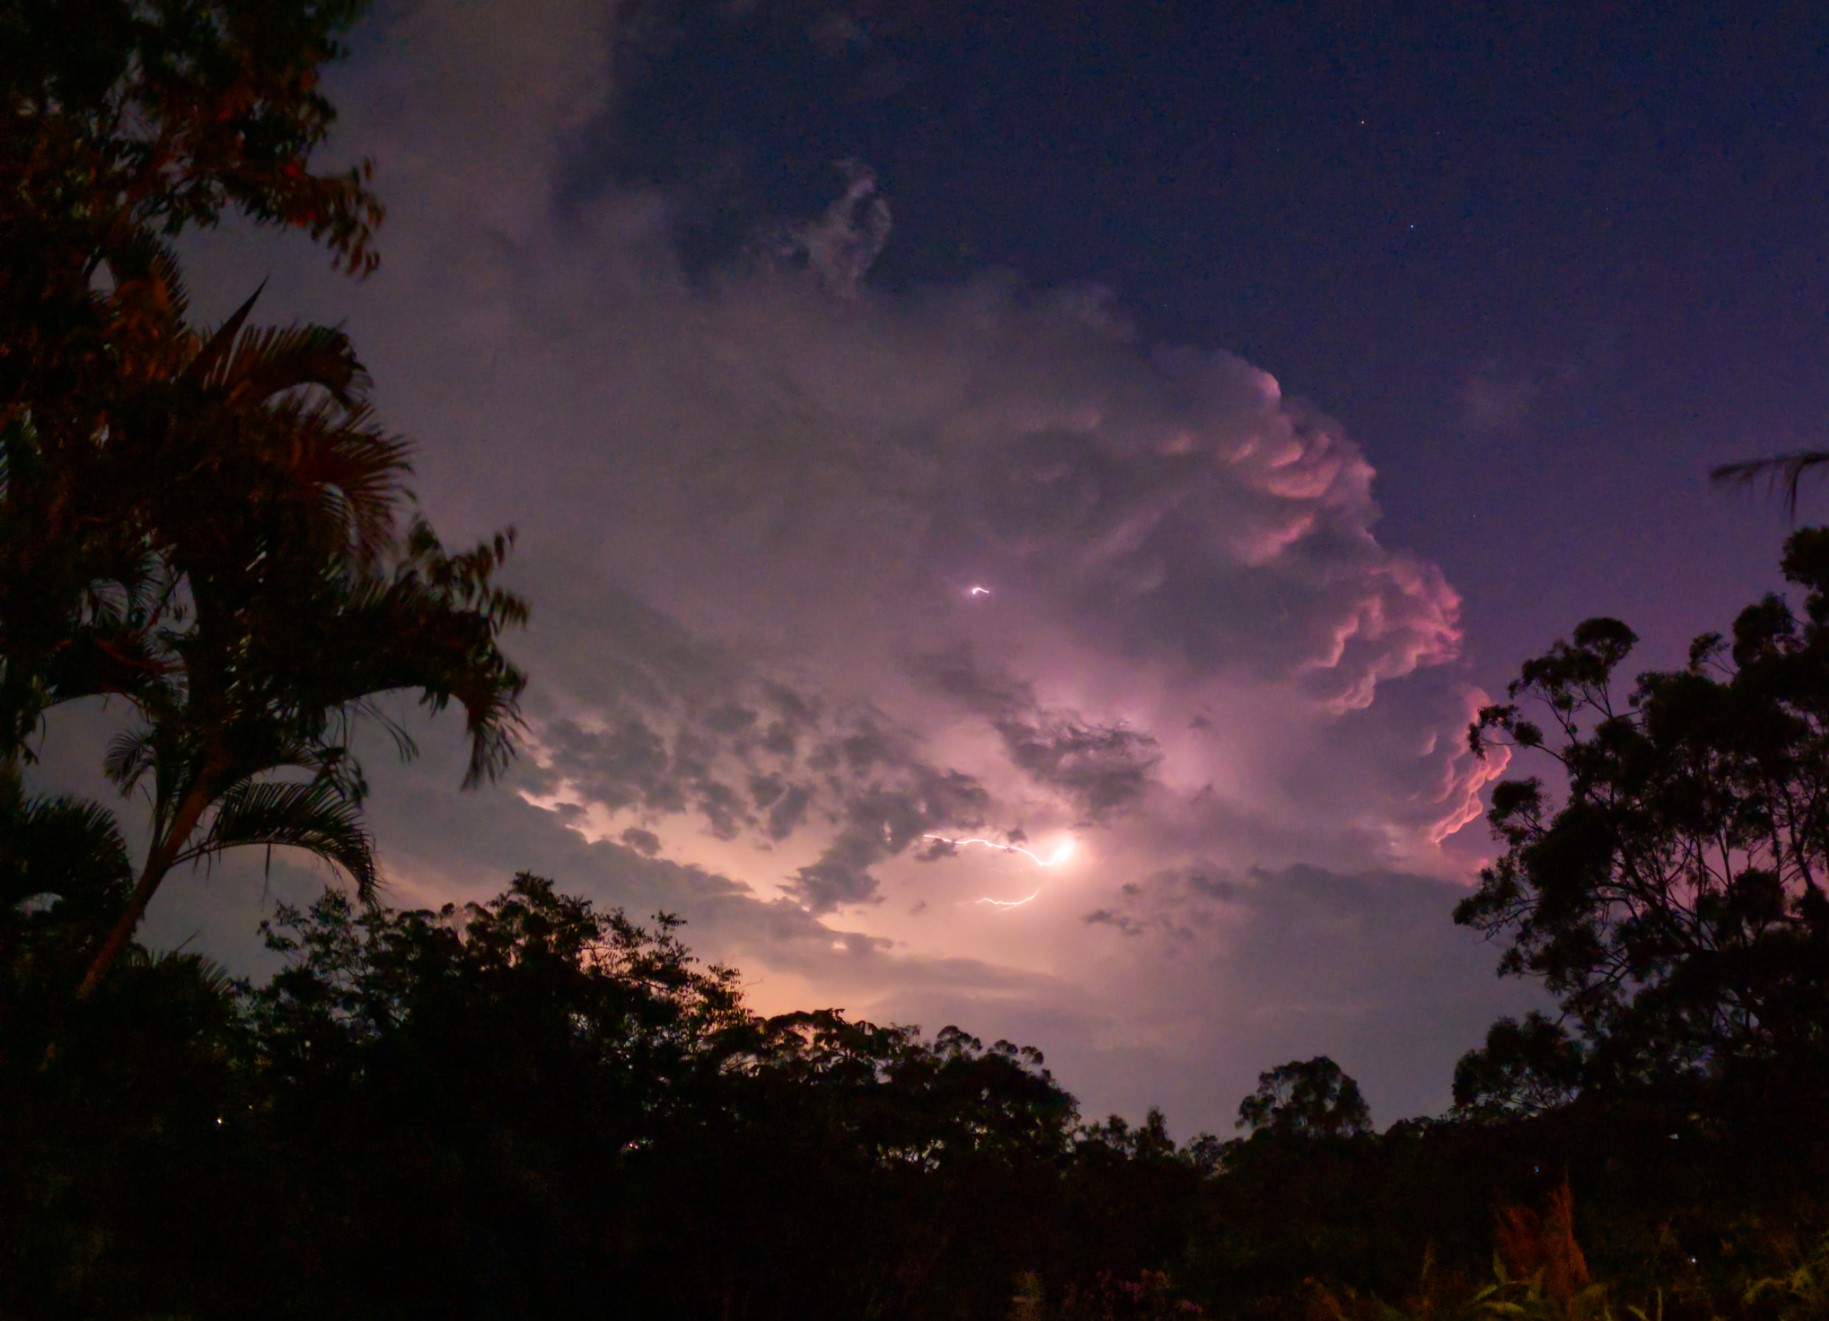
[176,776,377,900]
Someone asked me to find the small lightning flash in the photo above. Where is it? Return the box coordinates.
[922,835,1074,867]
[975,889,1041,908]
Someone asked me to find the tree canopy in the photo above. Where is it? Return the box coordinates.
[1457,528,1829,1100]
[1235,1055,1373,1141]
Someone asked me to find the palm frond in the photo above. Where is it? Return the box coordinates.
[259,397,413,562]
[175,776,377,900]
[0,779,133,910]
[104,234,190,329]
[339,696,419,765]
[103,725,156,792]
[211,323,369,407]
[291,740,369,805]
[278,522,528,789]
[182,282,265,388]
[1710,451,1829,520]
[131,947,239,999]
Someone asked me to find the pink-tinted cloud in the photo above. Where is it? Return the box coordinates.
[148,0,1519,1127]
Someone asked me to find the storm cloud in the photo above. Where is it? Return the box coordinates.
[150,0,1517,1128]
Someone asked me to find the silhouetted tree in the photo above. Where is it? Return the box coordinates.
[1452,1011,1587,1119]
[1458,531,1829,1093]
[2,0,383,756]
[1236,1056,1373,1140]
[0,0,528,1000]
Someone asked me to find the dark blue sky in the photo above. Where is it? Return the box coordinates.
[588,0,1829,679]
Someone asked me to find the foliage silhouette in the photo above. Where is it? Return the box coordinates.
[1712,451,1829,521]
[1458,530,1829,1099]
[1453,1011,1587,1119]
[2,0,383,754]
[1,0,527,1000]
[1237,1055,1374,1140]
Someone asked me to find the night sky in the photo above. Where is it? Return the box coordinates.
[119,0,1829,1132]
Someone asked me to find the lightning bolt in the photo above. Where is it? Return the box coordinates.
[968,585,991,597]
[976,889,1040,908]
[922,834,1075,911]
[922,835,1075,867]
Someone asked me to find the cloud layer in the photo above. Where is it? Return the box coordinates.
[145,0,1519,1128]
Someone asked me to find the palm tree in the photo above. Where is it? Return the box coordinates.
[0,241,404,753]
[75,515,527,998]
[0,250,527,999]
[1,0,523,1008]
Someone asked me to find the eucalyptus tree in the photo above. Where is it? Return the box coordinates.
[1459,531,1829,1092]
[1234,1056,1373,1140]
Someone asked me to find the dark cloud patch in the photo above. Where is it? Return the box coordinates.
[909,644,1160,821]
[696,778,750,840]
[619,826,662,856]
[1083,908,1148,938]
[1087,860,1456,945]
[790,835,884,912]
[766,786,813,839]
[808,719,901,778]
[748,773,814,841]
[540,685,995,905]
[531,716,682,814]
[786,771,991,913]
[906,644,1027,715]
[515,578,1001,904]
[996,713,1159,824]
[704,702,759,736]
[1080,862,1244,935]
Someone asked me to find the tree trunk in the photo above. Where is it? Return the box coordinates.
[75,779,214,1000]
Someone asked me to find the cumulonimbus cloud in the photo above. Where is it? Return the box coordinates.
[161,0,1517,1126]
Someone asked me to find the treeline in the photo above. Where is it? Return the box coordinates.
[5,868,1829,1318]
